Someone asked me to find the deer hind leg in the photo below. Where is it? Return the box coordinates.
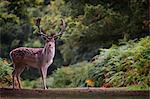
[16,66,25,89]
[40,67,48,89]
[12,69,17,89]
[12,64,25,89]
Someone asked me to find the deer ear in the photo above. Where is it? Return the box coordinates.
[42,36,47,41]
[39,35,48,42]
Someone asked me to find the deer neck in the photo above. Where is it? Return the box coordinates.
[42,42,55,61]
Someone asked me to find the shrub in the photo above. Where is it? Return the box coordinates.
[91,36,150,89]
[49,61,93,88]
[0,58,12,88]
[48,36,150,89]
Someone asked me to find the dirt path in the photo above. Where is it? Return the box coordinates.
[0,88,149,99]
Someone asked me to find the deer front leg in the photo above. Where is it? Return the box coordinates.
[40,67,48,89]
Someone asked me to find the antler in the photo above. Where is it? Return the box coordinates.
[35,18,48,38]
[35,18,66,39]
[54,19,66,37]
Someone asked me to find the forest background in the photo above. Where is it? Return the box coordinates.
[0,0,149,89]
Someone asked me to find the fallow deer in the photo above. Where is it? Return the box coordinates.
[10,18,66,89]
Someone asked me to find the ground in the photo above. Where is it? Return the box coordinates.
[0,88,149,99]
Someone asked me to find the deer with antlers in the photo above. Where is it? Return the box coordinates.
[10,18,66,89]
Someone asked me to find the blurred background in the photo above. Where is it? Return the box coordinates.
[0,0,149,89]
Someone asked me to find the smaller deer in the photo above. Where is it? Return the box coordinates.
[10,18,66,89]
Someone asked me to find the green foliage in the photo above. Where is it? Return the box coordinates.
[128,85,149,90]
[22,79,41,89]
[24,39,42,47]
[44,37,149,89]
[0,0,34,58]
[91,36,150,89]
[58,1,148,64]
[22,77,54,89]
[49,61,93,88]
[0,58,12,88]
